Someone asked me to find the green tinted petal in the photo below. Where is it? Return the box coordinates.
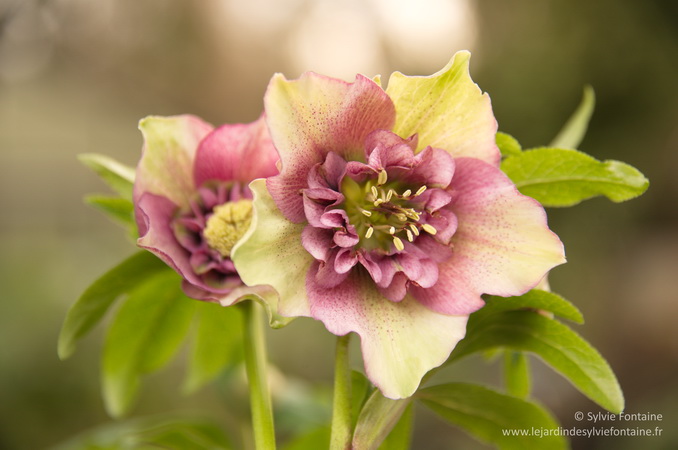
[387,51,499,164]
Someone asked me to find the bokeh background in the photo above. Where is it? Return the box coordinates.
[1,0,677,448]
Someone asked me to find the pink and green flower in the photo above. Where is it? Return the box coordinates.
[232,52,566,399]
[133,114,280,306]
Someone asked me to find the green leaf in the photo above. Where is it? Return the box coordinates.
[79,153,135,200]
[496,132,522,158]
[378,403,414,450]
[450,310,624,413]
[132,419,233,449]
[550,85,595,149]
[352,391,411,450]
[481,289,584,324]
[184,302,243,393]
[102,270,196,417]
[351,370,373,429]
[51,415,232,450]
[504,351,531,399]
[501,147,649,207]
[58,251,169,360]
[84,195,135,229]
[418,383,566,450]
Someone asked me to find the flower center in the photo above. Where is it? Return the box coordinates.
[203,199,253,257]
[341,169,436,252]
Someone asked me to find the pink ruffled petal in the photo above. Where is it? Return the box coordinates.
[265,72,396,222]
[193,114,279,187]
[334,248,358,274]
[136,193,208,290]
[301,225,333,262]
[412,157,566,315]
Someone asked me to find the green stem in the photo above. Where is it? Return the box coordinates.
[330,334,353,450]
[241,301,276,450]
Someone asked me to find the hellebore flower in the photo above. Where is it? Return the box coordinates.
[232,52,566,398]
[134,114,280,307]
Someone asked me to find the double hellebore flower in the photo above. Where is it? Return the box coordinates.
[232,52,566,398]
[134,114,279,306]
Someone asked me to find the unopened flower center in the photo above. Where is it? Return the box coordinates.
[203,199,253,257]
[342,169,435,251]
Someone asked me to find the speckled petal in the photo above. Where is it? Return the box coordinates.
[307,268,468,399]
[232,179,314,317]
[411,157,566,315]
[265,72,396,222]
[386,51,500,165]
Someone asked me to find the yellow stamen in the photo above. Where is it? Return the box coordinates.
[361,209,372,217]
[393,236,405,251]
[415,185,427,196]
[370,185,379,198]
[377,169,388,185]
[365,226,374,239]
[422,223,437,235]
[386,189,394,202]
[203,200,253,257]
[409,224,420,236]
[402,189,412,197]
[373,198,384,206]
[395,213,407,222]
[388,226,396,235]
[406,229,414,242]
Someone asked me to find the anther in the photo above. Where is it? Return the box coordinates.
[365,226,374,239]
[370,186,379,198]
[422,223,437,235]
[395,213,407,222]
[386,189,394,202]
[393,236,405,251]
[388,226,396,235]
[361,209,372,217]
[415,185,427,196]
[373,198,384,206]
[409,224,420,236]
[377,169,388,186]
[406,229,414,242]
[402,189,412,197]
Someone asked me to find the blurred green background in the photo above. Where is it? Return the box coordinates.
[1,0,677,448]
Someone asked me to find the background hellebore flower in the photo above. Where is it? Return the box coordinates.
[232,51,566,399]
[134,114,280,306]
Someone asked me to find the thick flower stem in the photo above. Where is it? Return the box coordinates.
[241,301,276,450]
[330,334,353,450]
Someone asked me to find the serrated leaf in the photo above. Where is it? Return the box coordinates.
[418,383,566,450]
[501,147,649,207]
[496,132,522,157]
[58,251,170,360]
[79,153,135,200]
[84,195,135,229]
[481,289,584,324]
[550,85,595,149]
[102,270,196,417]
[504,351,531,399]
[450,310,624,413]
[184,302,243,394]
[352,391,411,450]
